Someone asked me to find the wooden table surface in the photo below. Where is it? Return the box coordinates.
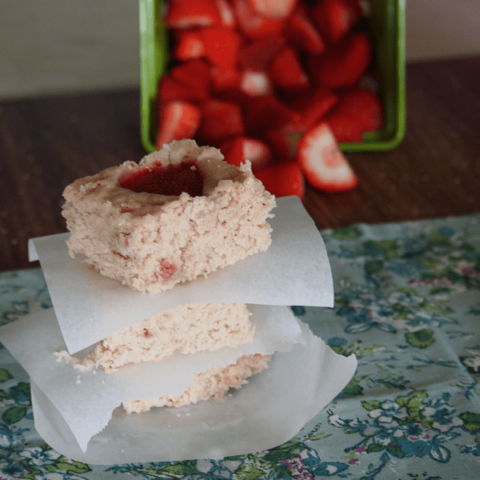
[1,56,479,273]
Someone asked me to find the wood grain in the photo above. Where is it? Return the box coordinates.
[1,57,479,272]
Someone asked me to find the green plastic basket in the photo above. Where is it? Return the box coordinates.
[139,0,406,153]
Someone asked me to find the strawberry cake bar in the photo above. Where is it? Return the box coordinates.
[123,353,270,412]
[90,303,254,371]
[62,139,275,293]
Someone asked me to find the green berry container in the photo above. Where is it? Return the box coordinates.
[139,0,406,153]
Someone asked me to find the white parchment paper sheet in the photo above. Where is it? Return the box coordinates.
[28,196,334,353]
[31,320,357,464]
[0,305,305,453]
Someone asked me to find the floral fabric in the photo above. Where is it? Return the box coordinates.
[0,213,479,479]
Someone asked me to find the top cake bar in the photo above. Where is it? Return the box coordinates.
[62,140,275,293]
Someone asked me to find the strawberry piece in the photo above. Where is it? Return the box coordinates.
[156,101,201,149]
[211,67,242,92]
[325,113,363,142]
[243,96,298,134]
[233,0,284,39]
[238,36,286,71]
[285,89,338,132]
[269,46,309,91]
[216,0,236,27]
[158,75,206,104]
[220,136,272,169]
[297,122,358,192]
[119,160,204,197]
[262,129,302,159]
[285,5,326,55]
[196,99,244,146]
[201,27,242,70]
[325,87,383,141]
[338,88,383,132]
[306,32,372,89]
[311,0,362,44]
[245,0,298,19]
[240,70,273,96]
[165,0,222,29]
[172,31,205,60]
[254,161,304,198]
[168,59,210,99]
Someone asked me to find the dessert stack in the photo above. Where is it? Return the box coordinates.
[0,140,356,464]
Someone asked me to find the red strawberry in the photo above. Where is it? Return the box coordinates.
[172,31,205,60]
[216,0,236,27]
[220,136,272,169]
[240,70,274,96]
[196,99,244,146]
[254,161,305,198]
[306,32,372,89]
[238,36,286,71]
[297,122,358,192]
[311,0,362,44]
[325,113,363,142]
[285,89,338,132]
[325,87,383,141]
[243,96,298,134]
[201,27,242,70]
[169,59,210,99]
[211,67,242,92]
[233,0,284,39]
[262,129,302,159]
[158,75,206,104]
[245,0,298,19]
[285,5,326,55]
[155,101,201,150]
[269,46,309,91]
[120,161,204,198]
[166,0,222,29]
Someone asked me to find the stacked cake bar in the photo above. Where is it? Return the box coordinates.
[60,139,276,411]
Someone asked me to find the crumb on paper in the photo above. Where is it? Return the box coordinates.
[54,350,96,372]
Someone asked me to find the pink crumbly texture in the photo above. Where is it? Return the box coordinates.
[62,139,276,293]
[91,303,254,372]
[123,354,270,412]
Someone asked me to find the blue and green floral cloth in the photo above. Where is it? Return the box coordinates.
[1,213,479,479]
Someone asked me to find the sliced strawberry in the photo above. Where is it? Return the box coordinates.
[325,113,363,142]
[285,89,338,132]
[240,70,274,96]
[285,5,326,55]
[243,96,298,134]
[297,122,358,192]
[220,136,272,169]
[158,75,206,104]
[172,31,205,60]
[196,99,244,146]
[311,0,362,44]
[238,36,286,71]
[169,59,211,99]
[211,67,242,92]
[233,0,284,39]
[201,26,242,70]
[254,161,305,198]
[155,101,201,150]
[262,129,302,159]
[325,87,383,141]
[306,32,372,89]
[120,161,204,197]
[269,46,309,91]
[165,0,222,29]
[216,0,236,27]
[338,88,383,132]
[245,0,298,19]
